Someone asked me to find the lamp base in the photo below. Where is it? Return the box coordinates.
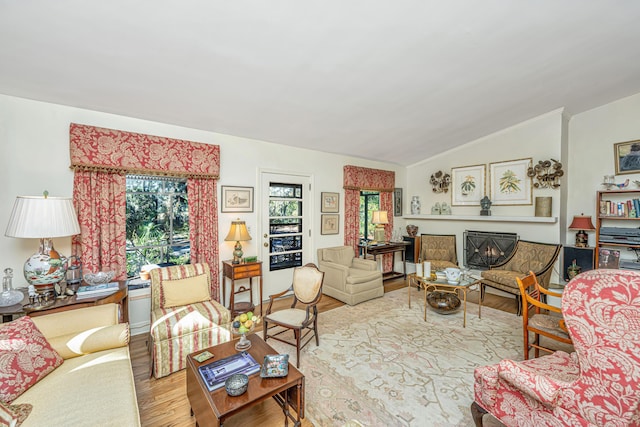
[24,238,68,292]
[374,227,386,244]
[575,230,589,248]
[232,241,244,264]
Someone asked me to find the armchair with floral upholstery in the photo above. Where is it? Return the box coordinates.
[471,269,640,427]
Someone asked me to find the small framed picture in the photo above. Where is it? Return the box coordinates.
[598,248,620,269]
[614,139,640,175]
[221,186,254,212]
[321,192,339,213]
[394,188,403,216]
[451,164,485,206]
[489,158,532,206]
[321,214,339,235]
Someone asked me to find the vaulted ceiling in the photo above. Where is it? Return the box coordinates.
[2,1,640,166]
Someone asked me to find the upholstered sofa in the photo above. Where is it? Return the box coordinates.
[317,246,383,305]
[2,303,140,426]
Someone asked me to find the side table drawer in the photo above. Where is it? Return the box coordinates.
[232,264,261,279]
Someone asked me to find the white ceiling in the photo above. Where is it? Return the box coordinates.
[2,1,640,166]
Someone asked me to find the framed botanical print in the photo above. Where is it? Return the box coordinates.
[451,164,485,206]
[489,158,533,206]
[321,214,339,235]
[394,188,403,216]
[321,192,339,213]
[221,186,254,212]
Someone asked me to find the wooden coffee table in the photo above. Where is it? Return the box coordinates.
[186,334,305,427]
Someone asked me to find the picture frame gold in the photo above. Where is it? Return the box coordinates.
[221,186,254,212]
[321,214,339,235]
[321,192,339,213]
[451,164,485,206]
[489,158,532,206]
[614,139,640,175]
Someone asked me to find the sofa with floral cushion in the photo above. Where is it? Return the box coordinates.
[0,303,140,427]
[471,269,640,427]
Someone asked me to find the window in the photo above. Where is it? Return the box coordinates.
[125,175,190,277]
[268,182,303,271]
[360,191,380,242]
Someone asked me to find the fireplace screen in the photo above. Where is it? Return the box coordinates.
[464,230,518,270]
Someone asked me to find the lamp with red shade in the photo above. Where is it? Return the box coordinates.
[568,214,595,248]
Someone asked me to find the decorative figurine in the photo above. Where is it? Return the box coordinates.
[480,196,492,216]
[406,224,418,237]
[567,260,581,280]
[431,202,441,215]
[440,202,451,215]
[411,196,421,214]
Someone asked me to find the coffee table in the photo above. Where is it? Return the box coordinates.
[408,273,481,328]
[186,334,305,427]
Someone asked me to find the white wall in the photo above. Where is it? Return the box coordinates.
[0,94,404,299]
[403,109,565,272]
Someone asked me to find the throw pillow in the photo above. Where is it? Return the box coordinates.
[46,323,130,359]
[0,316,63,403]
[161,273,210,308]
[0,401,32,427]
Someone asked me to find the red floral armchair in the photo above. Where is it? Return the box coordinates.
[472,269,640,427]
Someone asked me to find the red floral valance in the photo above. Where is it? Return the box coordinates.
[69,123,220,179]
[343,165,395,192]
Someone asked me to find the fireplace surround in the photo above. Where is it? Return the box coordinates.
[464,230,518,270]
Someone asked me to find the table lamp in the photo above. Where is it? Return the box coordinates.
[568,214,595,247]
[4,192,81,294]
[225,219,252,264]
[372,210,389,243]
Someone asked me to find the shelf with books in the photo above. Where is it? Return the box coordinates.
[595,190,640,268]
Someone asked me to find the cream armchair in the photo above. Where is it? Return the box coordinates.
[317,246,383,305]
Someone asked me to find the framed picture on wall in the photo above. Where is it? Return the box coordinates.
[321,214,339,235]
[394,188,403,216]
[321,192,339,213]
[451,164,485,206]
[221,186,254,212]
[614,139,640,174]
[489,158,532,205]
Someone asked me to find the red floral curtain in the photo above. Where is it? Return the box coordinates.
[69,124,222,298]
[343,165,395,272]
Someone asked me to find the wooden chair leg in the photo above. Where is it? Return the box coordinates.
[523,329,530,360]
[314,317,320,346]
[295,329,301,368]
[470,402,487,427]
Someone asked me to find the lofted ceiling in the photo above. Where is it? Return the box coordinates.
[1,1,640,166]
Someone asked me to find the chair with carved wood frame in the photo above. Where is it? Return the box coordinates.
[419,234,458,270]
[263,263,324,368]
[516,271,572,359]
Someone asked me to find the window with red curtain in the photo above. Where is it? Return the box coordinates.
[69,123,223,301]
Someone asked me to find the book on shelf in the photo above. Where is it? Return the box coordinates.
[198,351,260,392]
[76,282,119,296]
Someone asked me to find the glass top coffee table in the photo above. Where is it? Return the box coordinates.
[408,273,481,328]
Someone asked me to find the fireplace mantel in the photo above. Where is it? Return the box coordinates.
[403,214,557,224]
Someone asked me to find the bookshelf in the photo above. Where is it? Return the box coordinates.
[595,189,640,268]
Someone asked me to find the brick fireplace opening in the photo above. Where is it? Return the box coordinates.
[464,230,518,270]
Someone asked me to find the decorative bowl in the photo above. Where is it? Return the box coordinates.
[225,373,249,396]
[84,271,115,286]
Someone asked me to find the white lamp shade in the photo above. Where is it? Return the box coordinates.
[224,220,252,242]
[5,196,81,238]
[372,210,389,224]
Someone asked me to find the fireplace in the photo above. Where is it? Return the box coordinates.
[464,230,518,270]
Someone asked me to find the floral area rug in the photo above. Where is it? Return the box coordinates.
[265,287,522,427]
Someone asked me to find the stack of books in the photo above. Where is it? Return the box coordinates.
[198,351,260,392]
[75,282,119,300]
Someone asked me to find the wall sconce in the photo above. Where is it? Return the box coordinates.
[568,214,595,247]
[371,210,389,243]
[224,219,252,264]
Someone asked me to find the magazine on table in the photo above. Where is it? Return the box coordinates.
[75,282,119,299]
[198,351,260,392]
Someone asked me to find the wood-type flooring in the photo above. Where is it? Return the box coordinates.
[130,276,517,426]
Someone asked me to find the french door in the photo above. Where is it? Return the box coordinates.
[260,171,312,297]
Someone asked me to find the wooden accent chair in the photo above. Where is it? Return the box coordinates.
[479,240,561,315]
[263,263,324,368]
[516,271,572,359]
[419,234,458,270]
[472,269,640,427]
[317,246,383,305]
[149,263,231,378]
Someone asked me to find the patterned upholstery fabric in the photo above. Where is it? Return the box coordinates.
[149,263,231,378]
[420,234,458,271]
[479,241,561,315]
[473,269,640,426]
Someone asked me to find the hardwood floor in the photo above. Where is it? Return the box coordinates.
[130,277,517,426]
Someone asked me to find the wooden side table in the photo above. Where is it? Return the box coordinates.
[222,260,263,317]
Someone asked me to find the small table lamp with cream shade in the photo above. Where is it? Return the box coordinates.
[4,191,81,295]
[568,214,595,248]
[372,210,389,244]
[225,219,252,264]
